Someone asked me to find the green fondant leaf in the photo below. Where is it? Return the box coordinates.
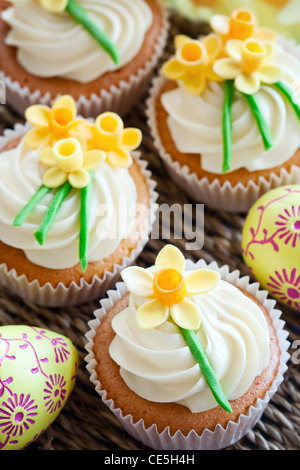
[222,80,235,173]
[242,92,273,151]
[13,185,51,227]
[34,181,72,245]
[179,327,233,413]
[79,173,94,272]
[274,80,300,121]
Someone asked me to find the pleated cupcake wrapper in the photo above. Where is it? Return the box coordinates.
[0,123,158,307]
[85,259,290,450]
[146,75,300,213]
[0,2,169,118]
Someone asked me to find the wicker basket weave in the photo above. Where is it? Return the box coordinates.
[0,17,299,451]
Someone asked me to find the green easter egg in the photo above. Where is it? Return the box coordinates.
[242,185,300,311]
[0,325,78,450]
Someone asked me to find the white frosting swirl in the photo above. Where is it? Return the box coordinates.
[0,136,138,269]
[161,46,300,174]
[2,0,153,83]
[109,277,270,412]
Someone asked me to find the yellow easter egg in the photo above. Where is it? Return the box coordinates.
[242,185,300,311]
[0,325,78,450]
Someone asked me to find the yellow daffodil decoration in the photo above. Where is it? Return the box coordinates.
[161,7,300,173]
[13,96,142,272]
[121,244,232,413]
[122,244,220,330]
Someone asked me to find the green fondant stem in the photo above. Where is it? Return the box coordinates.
[66,0,120,64]
[274,81,300,120]
[179,327,233,413]
[13,185,51,227]
[79,174,94,272]
[222,80,235,173]
[242,93,273,151]
[34,181,71,245]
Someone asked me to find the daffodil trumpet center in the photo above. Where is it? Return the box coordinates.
[229,9,255,40]
[153,268,187,306]
[177,41,208,76]
[50,107,74,135]
[241,40,266,75]
[53,138,84,172]
[94,112,124,150]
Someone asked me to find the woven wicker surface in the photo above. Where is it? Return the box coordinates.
[0,16,299,451]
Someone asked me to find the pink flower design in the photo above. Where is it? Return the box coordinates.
[43,374,67,414]
[275,205,300,248]
[51,338,71,364]
[0,393,38,449]
[267,268,300,310]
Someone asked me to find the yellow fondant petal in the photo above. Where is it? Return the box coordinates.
[174,34,190,49]
[24,128,51,149]
[161,58,184,80]
[210,14,230,35]
[52,95,77,117]
[185,270,220,296]
[253,28,277,42]
[235,72,261,94]
[71,132,88,152]
[121,266,154,297]
[25,105,51,128]
[205,64,226,82]
[170,298,201,330]
[155,244,186,274]
[256,64,282,84]
[76,121,94,142]
[68,168,90,188]
[225,39,243,62]
[213,58,241,79]
[107,148,132,168]
[43,167,68,188]
[83,149,106,171]
[181,74,206,96]
[39,146,57,168]
[121,128,142,151]
[39,0,68,12]
[69,118,88,135]
[136,299,169,330]
[201,33,223,60]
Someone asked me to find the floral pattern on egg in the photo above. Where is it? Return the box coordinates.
[242,185,300,311]
[0,325,78,450]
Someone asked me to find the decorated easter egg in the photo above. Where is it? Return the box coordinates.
[0,325,78,450]
[242,185,300,311]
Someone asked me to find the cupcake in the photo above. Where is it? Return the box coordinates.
[85,244,289,450]
[0,0,169,117]
[165,0,300,43]
[146,7,300,212]
[0,95,158,307]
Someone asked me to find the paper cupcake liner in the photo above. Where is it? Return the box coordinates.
[85,259,290,450]
[0,2,169,118]
[146,75,300,213]
[0,124,158,307]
